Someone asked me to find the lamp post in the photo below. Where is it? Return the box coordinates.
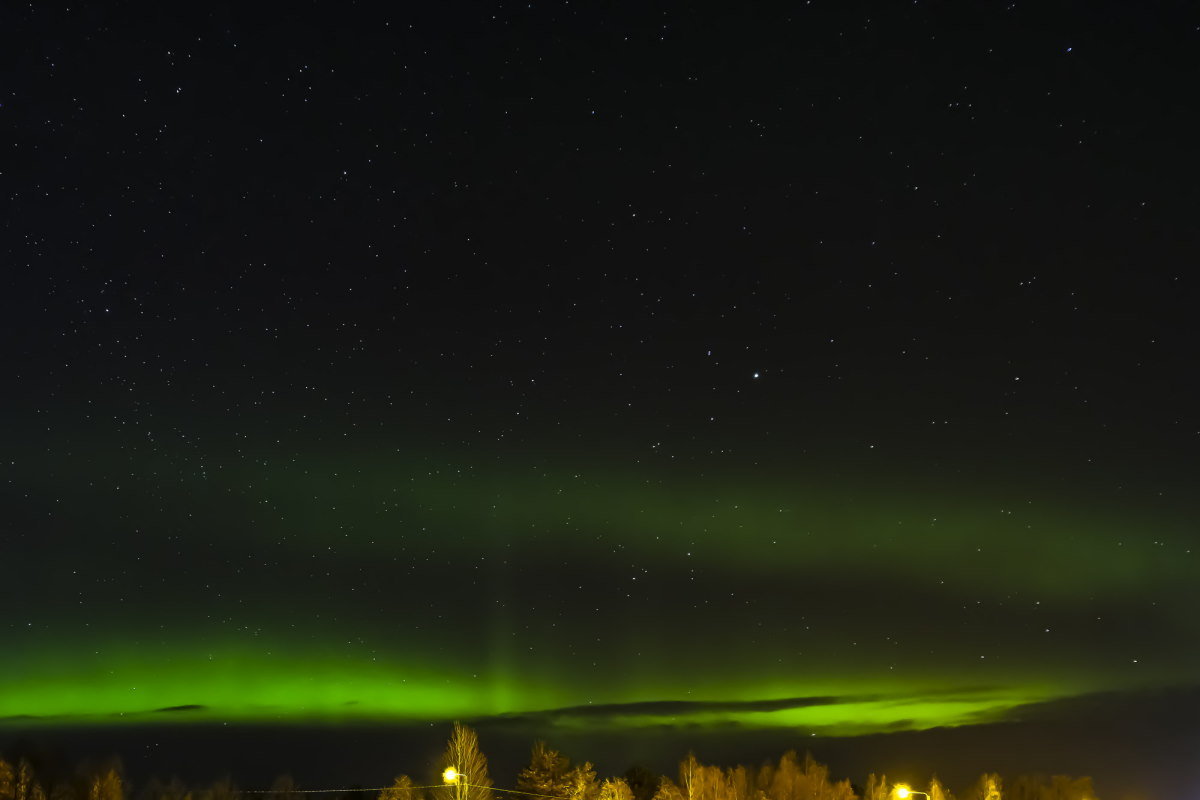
[443,767,467,800]
[895,787,930,800]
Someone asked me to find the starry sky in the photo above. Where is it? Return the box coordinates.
[3,1,1199,797]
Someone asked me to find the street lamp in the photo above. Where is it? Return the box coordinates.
[895,787,930,800]
[443,767,467,800]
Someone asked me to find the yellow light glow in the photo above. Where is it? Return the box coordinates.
[443,768,461,784]
[896,788,911,799]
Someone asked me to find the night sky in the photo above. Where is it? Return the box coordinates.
[3,2,1199,798]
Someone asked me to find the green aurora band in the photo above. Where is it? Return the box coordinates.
[3,439,1195,733]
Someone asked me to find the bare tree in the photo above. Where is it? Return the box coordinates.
[437,723,494,800]
[863,775,888,800]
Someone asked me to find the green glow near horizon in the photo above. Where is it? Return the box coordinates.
[0,637,1053,734]
[3,442,1195,734]
[607,693,1050,736]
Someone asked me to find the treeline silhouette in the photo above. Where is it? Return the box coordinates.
[1,723,1099,800]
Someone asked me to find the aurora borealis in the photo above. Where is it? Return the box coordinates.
[3,437,1195,734]
[4,1,1200,798]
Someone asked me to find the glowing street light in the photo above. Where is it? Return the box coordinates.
[443,767,467,800]
[895,787,930,800]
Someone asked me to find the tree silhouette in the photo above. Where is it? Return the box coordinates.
[266,776,299,800]
[1046,776,1095,800]
[678,756,700,800]
[928,778,952,800]
[517,742,571,799]
[15,760,40,800]
[622,768,658,800]
[437,723,493,800]
[599,780,633,800]
[50,781,79,800]
[564,764,598,800]
[722,766,752,800]
[145,777,191,800]
[87,766,122,800]
[966,775,1002,800]
[0,733,1110,800]
[766,751,805,800]
[689,762,725,800]
[1006,774,1095,800]
[379,776,423,800]
[0,760,15,800]
[651,779,684,800]
[200,777,239,800]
